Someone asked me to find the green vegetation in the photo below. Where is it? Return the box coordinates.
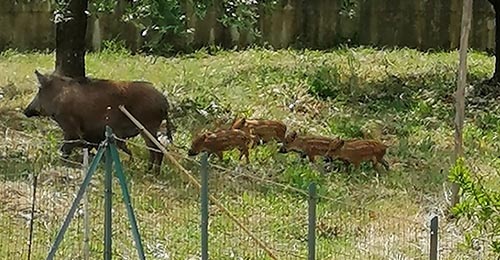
[0,45,499,259]
[449,158,500,255]
[90,0,281,54]
[88,0,357,55]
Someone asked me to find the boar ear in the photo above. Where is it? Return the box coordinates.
[204,132,216,141]
[34,70,49,87]
[333,139,345,150]
[231,117,242,128]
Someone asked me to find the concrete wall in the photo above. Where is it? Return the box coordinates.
[0,0,496,52]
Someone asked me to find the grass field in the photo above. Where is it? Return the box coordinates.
[1,44,499,259]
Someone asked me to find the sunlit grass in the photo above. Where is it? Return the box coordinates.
[0,44,498,259]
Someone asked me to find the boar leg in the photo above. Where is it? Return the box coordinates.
[116,140,133,161]
[381,159,390,171]
[351,161,361,171]
[323,156,333,163]
[373,158,390,172]
[214,151,224,162]
[60,133,83,158]
[378,156,390,171]
[238,147,250,164]
[342,159,351,171]
[371,156,382,172]
[55,117,85,158]
[141,132,163,174]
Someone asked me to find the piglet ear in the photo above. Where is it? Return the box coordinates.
[231,117,243,128]
[202,132,215,141]
[207,132,217,139]
[34,70,48,87]
[332,139,345,151]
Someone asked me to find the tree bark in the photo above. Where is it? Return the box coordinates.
[55,0,88,79]
[488,0,500,83]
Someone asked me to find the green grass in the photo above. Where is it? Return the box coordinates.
[1,44,499,259]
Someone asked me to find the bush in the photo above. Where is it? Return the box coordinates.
[449,157,500,255]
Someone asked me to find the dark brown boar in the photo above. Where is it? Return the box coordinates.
[328,139,389,171]
[23,70,174,174]
[278,131,345,163]
[187,129,254,163]
[230,117,287,144]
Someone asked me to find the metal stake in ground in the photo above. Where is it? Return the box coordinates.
[104,129,113,260]
[430,215,439,260]
[108,137,146,259]
[46,143,106,260]
[308,182,317,260]
[82,148,90,260]
[27,172,38,260]
[200,153,209,260]
[45,126,145,260]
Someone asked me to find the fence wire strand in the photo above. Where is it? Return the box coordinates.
[0,119,491,259]
[114,134,424,226]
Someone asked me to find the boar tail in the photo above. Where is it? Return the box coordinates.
[161,96,175,144]
[164,111,174,143]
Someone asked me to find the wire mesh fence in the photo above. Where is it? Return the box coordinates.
[0,123,497,259]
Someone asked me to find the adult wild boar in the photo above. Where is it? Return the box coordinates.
[230,117,287,145]
[187,129,254,163]
[278,131,345,163]
[328,139,390,172]
[23,70,174,173]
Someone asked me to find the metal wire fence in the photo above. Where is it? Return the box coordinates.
[0,123,495,259]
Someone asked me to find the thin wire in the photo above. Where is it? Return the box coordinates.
[59,156,85,167]
[113,135,423,225]
[0,122,100,147]
[119,105,279,259]
[0,122,423,225]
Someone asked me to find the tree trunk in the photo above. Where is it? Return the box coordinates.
[488,0,500,83]
[55,0,88,79]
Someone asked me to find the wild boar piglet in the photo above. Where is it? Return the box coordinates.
[328,139,390,171]
[188,129,254,163]
[230,118,287,145]
[278,131,345,163]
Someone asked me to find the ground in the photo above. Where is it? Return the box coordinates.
[0,44,499,259]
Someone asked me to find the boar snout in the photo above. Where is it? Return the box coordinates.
[23,108,40,117]
[24,96,42,117]
[187,149,199,156]
[278,146,288,153]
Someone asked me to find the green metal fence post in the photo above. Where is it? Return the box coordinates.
[104,126,113,260]
[46,144,106,260]
[200,153,209,260]
[308,182,317,260]
[109,143,146,260]
[430,215,438,260]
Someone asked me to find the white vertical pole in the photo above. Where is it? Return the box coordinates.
[82,148,90,260]
[451,0,473,208]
